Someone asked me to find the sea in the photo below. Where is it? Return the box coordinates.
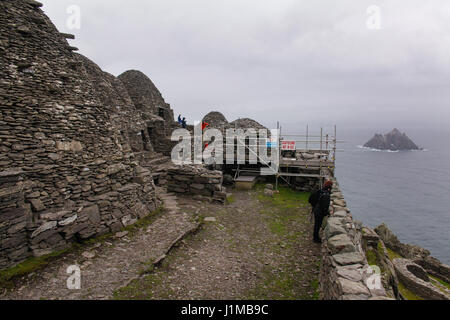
[335,126,450,264]
[275,124,450,264]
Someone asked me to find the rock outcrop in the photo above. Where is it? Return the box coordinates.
[375,223,450,284]
[364,129,420,151]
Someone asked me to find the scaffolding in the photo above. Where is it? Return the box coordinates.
[228,124,342,190]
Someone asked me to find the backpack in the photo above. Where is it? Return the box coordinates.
[308,189,321,208]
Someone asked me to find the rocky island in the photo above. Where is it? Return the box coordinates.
[364,128,421,151]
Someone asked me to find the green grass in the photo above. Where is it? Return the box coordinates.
[366,249,378,266]
[311,279,320,300]
[386,247,403,261]
[226,195,236,204]
[240,184,318,300]
[257,184,310,209]
[430,275,450,291]
[397,281,424,300]
[113,273,174,300]
[0,249,69,288]
[0,207,165,289]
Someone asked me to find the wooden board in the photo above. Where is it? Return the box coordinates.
[235,176,257,190]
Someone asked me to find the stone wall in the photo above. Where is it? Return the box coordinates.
[118,70,180,156]
[0,0,170,269]
[319,179,391,300]
[167,165,227,203]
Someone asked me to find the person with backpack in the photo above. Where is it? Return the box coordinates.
[309,180,333,243]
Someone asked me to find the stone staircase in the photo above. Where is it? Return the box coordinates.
[156,187,180,213]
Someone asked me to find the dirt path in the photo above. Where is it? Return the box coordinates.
[114,185,321,300]
[1,185,321,300]
[1,189,199,300]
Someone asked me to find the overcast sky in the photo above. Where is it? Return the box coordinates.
[40,0,450,131]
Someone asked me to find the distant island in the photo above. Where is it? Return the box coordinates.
[364,128,421,151]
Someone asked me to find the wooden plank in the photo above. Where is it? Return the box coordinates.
[235,176,256,182]
[278,173,321,178]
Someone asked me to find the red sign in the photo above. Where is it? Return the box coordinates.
[282,141,296,151]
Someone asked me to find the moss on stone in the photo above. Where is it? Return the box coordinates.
[429,275,450,292]
[397,281,424,300]
[0,249,69,288]
[386,247,403,261]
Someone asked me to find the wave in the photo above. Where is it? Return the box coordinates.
[357,145,399,152]
[357,145,428,152]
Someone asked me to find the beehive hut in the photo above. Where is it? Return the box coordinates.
[0,0,163,269]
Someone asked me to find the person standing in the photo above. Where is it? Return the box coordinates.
[178,114,182,125]
[182,117,187,129]
[312,180,333,243]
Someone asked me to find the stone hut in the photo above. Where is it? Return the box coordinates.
[118,70,179,156]
[0,0,177,269]
[202,111,229,130]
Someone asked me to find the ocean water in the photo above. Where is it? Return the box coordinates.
[335,127,450,264]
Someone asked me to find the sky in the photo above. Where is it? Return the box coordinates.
[40,0,450,131]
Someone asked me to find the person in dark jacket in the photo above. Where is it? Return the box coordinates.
[178,114,182,125]
[182,117,187,129]
[313,180,333,243]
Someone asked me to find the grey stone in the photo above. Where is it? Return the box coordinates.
[333,252,365,266]
[338,278,371,297]
[31,221,57,238]
[30,198,45,212]
[82,251,96,259]
[115,231,129,238]
[336,265,364,282]
[324,220,346,239]
[328,234,356,254]
[58,215,77,226]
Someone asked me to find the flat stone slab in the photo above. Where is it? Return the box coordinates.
[333,252,365,266]
[328,234,356,255]
[338,278,370,298]
[204,217,217,222]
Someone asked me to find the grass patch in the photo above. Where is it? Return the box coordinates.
[386,247,403,261]
[0,249,69,288]
[397,281,424,300]
[113,274,165,300]
[226,195,236,204]
[366,249,378,266]
[1,207,165,289]
[430,275,450,291]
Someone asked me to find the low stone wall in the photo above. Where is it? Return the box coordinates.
[167,165,227,203]
[319,179,391,300]
[0,164,158,270]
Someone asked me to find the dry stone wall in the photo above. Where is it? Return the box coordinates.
[167,166,227,203]
[0,0,171,269]
[319,179,391,300]
[118,70,179,156]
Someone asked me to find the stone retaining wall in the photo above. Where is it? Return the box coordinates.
[319,179,391,300]
[167,165,227,203]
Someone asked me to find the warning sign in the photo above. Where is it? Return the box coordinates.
[282,141,296,151]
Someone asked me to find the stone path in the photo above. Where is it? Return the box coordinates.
[1,188,199,300]
[2,186,320,300]
[114,186,321,300]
